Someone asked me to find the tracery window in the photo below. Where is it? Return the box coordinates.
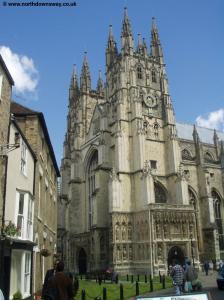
[87,151,98,228]
[182,149,193,161]
[212,190,224,250]
[154,182,167,203]
[204,151,214,163]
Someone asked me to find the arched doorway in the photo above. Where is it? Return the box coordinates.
[78,248,87,274]
[167,246,185,267]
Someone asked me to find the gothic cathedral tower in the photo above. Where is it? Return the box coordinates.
[60,8,224,275]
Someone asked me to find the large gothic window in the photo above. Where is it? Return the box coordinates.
[212,190,224,250]
[154,182,167,203]
[87,151,98,228]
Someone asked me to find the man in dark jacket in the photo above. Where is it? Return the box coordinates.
[45,261,74,300]
[42,260,60,298]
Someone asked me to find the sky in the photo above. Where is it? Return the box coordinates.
[0,0,224,166]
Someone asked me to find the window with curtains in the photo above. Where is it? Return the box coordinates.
[20,140,27,175]
[16,191,33,240]
[87,151,98,228]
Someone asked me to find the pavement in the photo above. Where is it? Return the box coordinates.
[128,271,218,299]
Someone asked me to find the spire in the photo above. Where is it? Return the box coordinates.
[70,64,79,90]
[213,129,219,157]
[136,34,147,56]
[121,7,134,55]
[80,52,91,92]
[69,65,79,102]
[106,25,118,67]
[193,124,200,144]
[97,70,104,96]
[150,17,164,64]
[220,140,224,168]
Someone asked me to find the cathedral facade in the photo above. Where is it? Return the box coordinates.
[60,9,224,275]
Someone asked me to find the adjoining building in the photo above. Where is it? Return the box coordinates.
[0,54,15,297]
[60,9,224,275]
[11,102,60,295]
[4,119,36,300]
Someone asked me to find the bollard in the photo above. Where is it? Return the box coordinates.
[120,283,124,300]
[162,275,166,289]
[81,289,85,300]
[159,271,162,283]
[137,274,139,282]
[127,274,129,281]
[145,274,147,283]
[136,281,139,296]
[150,277,153,292]
[131,275,134,283]
[103,287,107,300]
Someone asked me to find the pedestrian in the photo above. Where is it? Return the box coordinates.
[204,261,209,276]
[45,261,74,300]
[170,260,184,295]
[184,261,198,292]
[42,259,60,298]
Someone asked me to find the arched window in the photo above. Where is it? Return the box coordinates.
[182,149,193,161]
[87,151,98,228]
[153,122,159,138]
[137,66,142,79]
[212,190,224,250]
[204,151,214,163]
[154,182,167,203]
[188,188,196,209]
[152,70,157,83]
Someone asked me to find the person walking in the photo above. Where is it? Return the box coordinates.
[45,261,74,300]
[170,260,184,295]
[184,261,198,292]
[204,261,209,276]
[42,259,60,298]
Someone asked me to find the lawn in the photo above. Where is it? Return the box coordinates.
[75,276,173,300]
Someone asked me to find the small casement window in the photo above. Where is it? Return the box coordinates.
[137,66,142,79]
[152,70,157,83]
[150,160,157,169]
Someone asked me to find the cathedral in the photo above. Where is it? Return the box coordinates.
[60,9,224,275]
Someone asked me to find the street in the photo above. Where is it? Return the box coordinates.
[130,271,224,300]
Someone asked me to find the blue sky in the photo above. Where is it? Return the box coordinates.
[0,0,224,165]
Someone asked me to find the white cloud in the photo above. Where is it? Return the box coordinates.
[196,109,224,131]
[0,46,38,94]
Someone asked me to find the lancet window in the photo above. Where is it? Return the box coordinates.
[212,190,224,250]
[154,182,167,203]
[87,151,98,228]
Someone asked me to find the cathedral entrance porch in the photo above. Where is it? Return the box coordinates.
[78,248,87,274]
[167,245,185,267]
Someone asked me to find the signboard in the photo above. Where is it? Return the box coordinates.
[137,292,210,300]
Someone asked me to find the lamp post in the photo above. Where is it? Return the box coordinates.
[190,233,195,267]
